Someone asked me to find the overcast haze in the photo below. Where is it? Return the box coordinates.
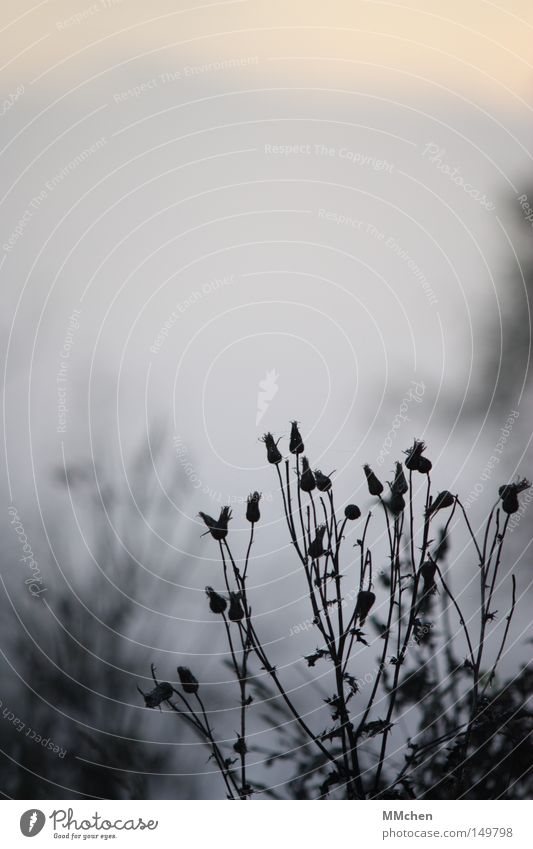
[1,0,532,800]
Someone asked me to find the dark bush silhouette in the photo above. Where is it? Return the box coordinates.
[143,425,532,800]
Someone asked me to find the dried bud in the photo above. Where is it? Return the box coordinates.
[205,586,227,614]
[233,736,247,756]
[417,456,432,475]
[246,491,261,523]
[308,525,327,559]
[300,457,316,493]
[355,590,376,626]
[364,464,384,497]
[427,491,455,516]
[419,560,437,593]
[391,462,408,495]
[289,420,304,455]
[498,478,531,515]
[261,432,282,464]
[388,489,406,515]
[199,506,232,540]
[344,504,361,520]
[177,667,199,694]
[314,469,333,492]
[228,592,245,622]
[140,682,173,708]
[404,439,427,472]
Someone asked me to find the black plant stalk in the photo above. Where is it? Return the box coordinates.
[454,507,512,795]
[373,476,437,795]
[149,665,239,799]
[221,536,342,778]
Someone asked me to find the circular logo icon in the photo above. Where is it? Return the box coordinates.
[20,810,46,837]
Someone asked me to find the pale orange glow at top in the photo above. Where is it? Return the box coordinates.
[1,0,532,105]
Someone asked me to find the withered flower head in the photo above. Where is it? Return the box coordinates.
[391,462,408,495]
[246,491,262,523]
[205,586,227,614]
[289,420,304,455]
[403,439,427,472]
[417,456,432,474]
[300,457,316,493]
[315,469,333,492]
[261,432,282,465]
[308,525,327,559]
[199,506,232,541]
[498,478,531,515]
[355,590,376,626]
[419,560,438,593]
[140,682,173,708]
[228,592,244,622]
[363,464,384,497]
[177,666,199,694]
[427,491,455,516]
[344,504,361,521]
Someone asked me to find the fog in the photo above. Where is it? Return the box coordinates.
[1,0,532,799]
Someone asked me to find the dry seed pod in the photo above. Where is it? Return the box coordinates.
[140,682,173,708]
[205,586,227,614]
[404,439,427,472]
[261,432,282,465]
[246,491,261,523]
[308,526,327,559]
[364,464,384,496]
[419,560,438,594]
[499,479,530,514]
[427,491,454,516]
[355,590,376,626]
[199,506,232,540]
[228,592,244,622]
[289,420,304,455]
[300,457,316,493]
[315,470,333,492]
[177,667,199,694]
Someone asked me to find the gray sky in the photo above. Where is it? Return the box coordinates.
[1,3,532,793]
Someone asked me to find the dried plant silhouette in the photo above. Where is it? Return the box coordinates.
[141,424,532,800]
